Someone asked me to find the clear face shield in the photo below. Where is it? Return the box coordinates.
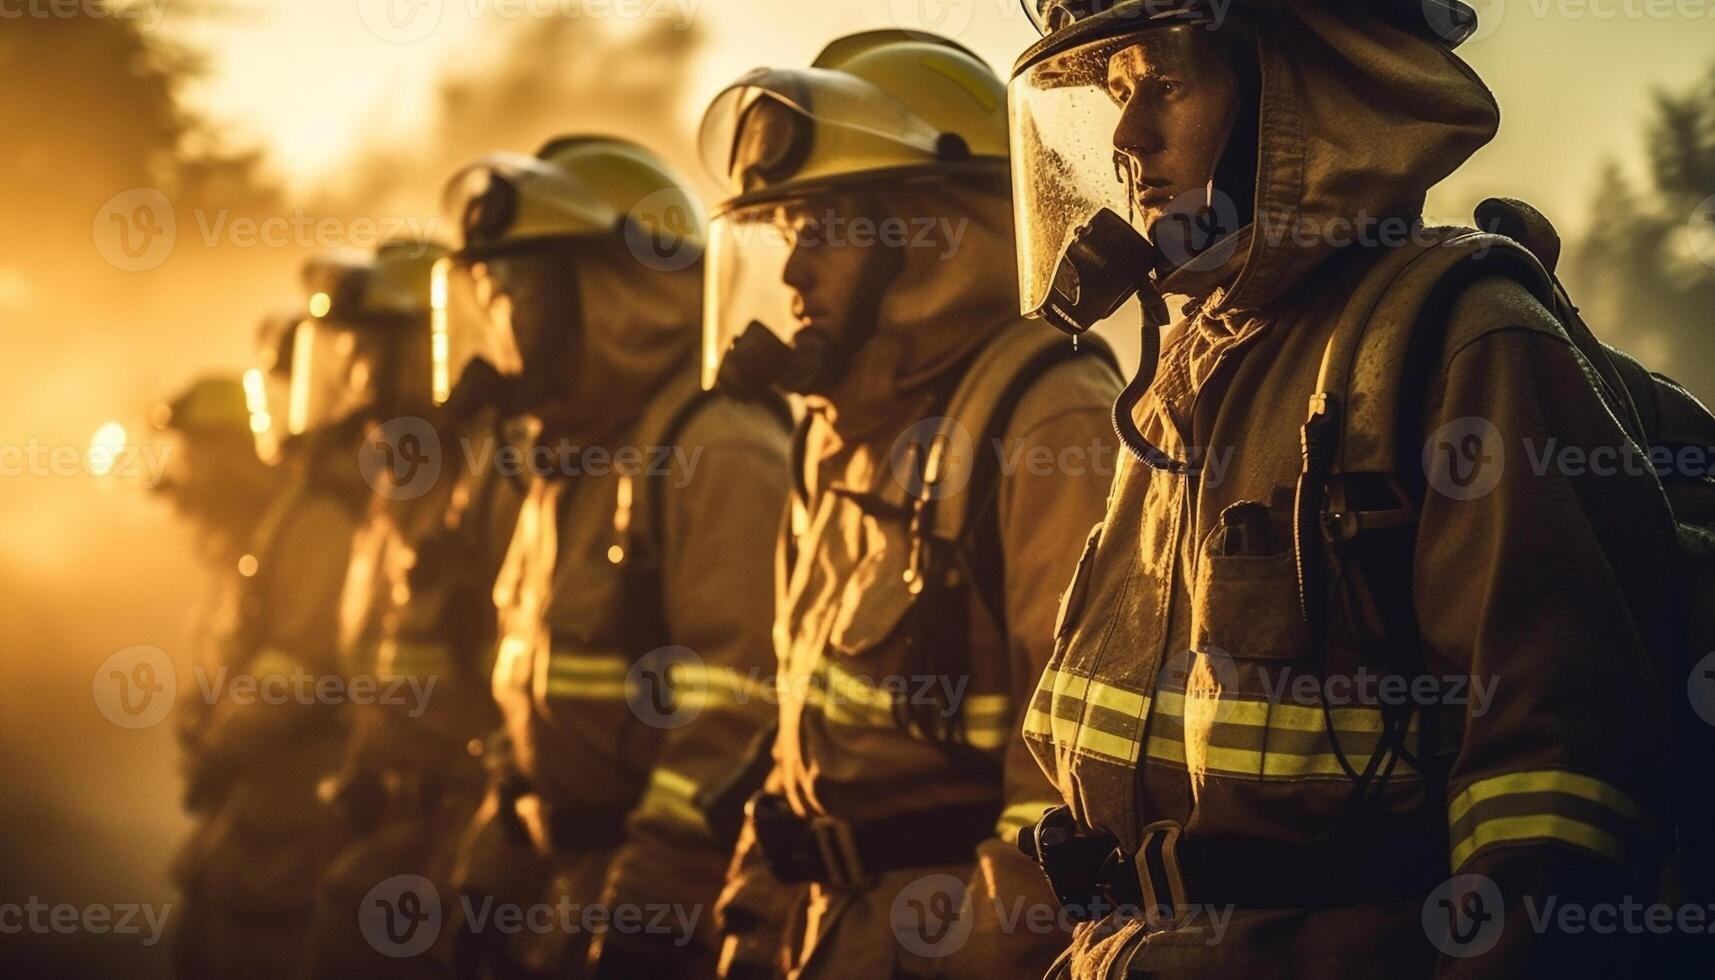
[247,314,299,463]
[698,73,950,397]
[1009,17,1245,334]
[287,311,370,433]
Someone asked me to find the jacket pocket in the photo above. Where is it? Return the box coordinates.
[1054,522,1105,641]
[1191,502,1308,661]
[828,530,918,657]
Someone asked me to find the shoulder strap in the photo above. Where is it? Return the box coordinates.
[920,320,1121,546]
[616,374,791,569]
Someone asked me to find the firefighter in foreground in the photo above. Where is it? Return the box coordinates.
[700,31,1121,978]
[171,257,392,977]
[300,241,531,978]
[1008,1,1689,976]
[441,135,790,978]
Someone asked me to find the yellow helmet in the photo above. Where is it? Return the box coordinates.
[292,239,449,433]
[302,239,448,326]
[442,135,705,261]
[698,29,1010,213]
[152,375,252,439]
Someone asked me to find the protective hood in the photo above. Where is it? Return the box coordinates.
[1190,1,1499,312]
[565,246,702,437]
[813,179,1021,432]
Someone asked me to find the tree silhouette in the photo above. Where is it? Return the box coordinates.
[1565,63,1715,403]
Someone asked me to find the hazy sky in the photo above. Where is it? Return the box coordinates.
[164,0,1715,235]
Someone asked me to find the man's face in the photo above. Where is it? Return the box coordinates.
[1107,30,1240,234]
[778,192,897,337]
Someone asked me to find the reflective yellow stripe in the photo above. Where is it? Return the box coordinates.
[547,652,630,676]
[542,678,629,699]
[1448,769,1641,869]
[1448,770,1642,826]
[1028,667,1462,778]
[1451,815,1626,870]
[542,649,631,700]
[996,801,1059,843]
[248,647,302,679]
[377,639,452,679]
[1025,667,1149,764]
[637,768,709,833]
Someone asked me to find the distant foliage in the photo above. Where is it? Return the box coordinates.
[1565,63,1715,403]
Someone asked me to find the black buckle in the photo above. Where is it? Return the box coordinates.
[808,815,868,889]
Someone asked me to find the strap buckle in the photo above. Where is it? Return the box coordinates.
[809,815,868,889]
[1133,820,1191,929]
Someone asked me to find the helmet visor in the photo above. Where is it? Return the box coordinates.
[443,152,624,257]
[699,67,948,208]
[286,317,369,434]
[1009,22,1243,316]
[701,201,803,391]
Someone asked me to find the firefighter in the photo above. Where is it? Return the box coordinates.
[171,248,415,977]
[298,240,531,978]
[439,135,790,978]
[698,31,1122,979]
[1007,2,1680,977]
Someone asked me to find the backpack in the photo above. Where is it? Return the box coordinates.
[1296,196,1715,898]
